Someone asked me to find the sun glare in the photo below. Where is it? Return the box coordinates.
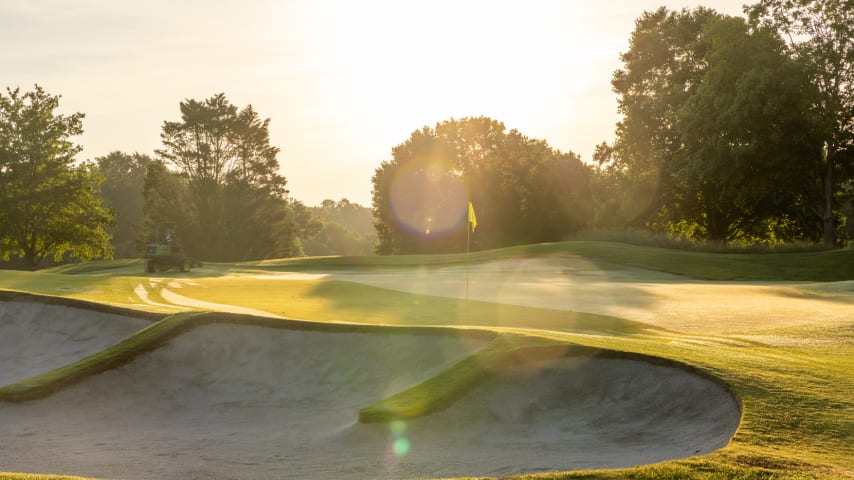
[389,159,468,237]
[290,1,602,147]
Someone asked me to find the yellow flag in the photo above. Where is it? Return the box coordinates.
[468,202,477,232]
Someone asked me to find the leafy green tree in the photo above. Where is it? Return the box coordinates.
[281,199,322,257]
[372,117,592,254]
[675,16,822,242]
[141,159,193,250]
[607,8,823,243]
[96,151,153,258]
[304,199,376,256]
[609,7,718,228]
[0,85,113,268]
[747,0,853,245]
[153,93,305,261]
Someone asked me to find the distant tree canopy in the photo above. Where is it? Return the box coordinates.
[0,85,113,268]
[596,7,828,244]
[96,151,152,258]
[372,117,592,254]
[304,198,376,256]
[146,93,319,261]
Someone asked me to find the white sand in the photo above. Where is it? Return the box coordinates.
[0,311,740,480]
[0,301,149,386]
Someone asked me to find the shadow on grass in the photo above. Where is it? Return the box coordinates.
[305,280,665,335]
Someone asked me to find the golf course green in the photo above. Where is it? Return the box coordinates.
[0,241,852,479]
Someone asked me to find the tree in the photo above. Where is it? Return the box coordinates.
[304,199,376,256]
[607,8,823,243]
[141,159,193,250]
[281,199,322,257]
[372,117,592,254]
[675,16,822,242]
[0,85,113,268]
[747,0,854,245]
[153,93,304,261]
[97,151,153,258]
[609,7,718,229]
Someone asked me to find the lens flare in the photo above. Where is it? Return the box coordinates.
[388,420,410,457]
[392,437,410,457]
[388,159,468,238]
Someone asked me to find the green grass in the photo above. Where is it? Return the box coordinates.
[0,310,197,401]
[0,475,96,480]
[23,240,854,281]
[359,334,560,422]
[488,458,831,479]
[0,240,852,479]
[0,303,494,402]
[161,277,661,334]
[207,240,854,281]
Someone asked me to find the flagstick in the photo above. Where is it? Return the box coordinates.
[466,202,476,318]
[466,219,470,310]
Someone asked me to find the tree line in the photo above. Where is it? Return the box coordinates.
[592,2,852,246]
[374,0,852,253]
[2,0,851,266]
[0,88,369,268]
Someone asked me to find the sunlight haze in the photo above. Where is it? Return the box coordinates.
[1,0,748,205]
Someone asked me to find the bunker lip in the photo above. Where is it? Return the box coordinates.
[0,289,163,321]
[0,299,742,480]
[0,298,152,386]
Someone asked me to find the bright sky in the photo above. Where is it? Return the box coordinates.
[1,0,748,206]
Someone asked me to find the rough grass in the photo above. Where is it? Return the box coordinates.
[484,459,831,479]
[0,475,95,480]
[571,227,837,254]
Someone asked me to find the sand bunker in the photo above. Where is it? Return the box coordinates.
[0,304,741,479]
[0,301,149,386]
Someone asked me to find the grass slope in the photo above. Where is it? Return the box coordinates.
[223,241,854,281]
[42,240,854,281]
[161,277,662,334]
[0,241,851,479]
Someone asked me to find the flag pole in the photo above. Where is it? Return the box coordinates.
[466,216,470,308]
[466,202,476,311]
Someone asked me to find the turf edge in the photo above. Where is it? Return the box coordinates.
[0,299,495,402]
[358,336,744,424]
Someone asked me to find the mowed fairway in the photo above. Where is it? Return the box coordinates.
[0,242,851,479]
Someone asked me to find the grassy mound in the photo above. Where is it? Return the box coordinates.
[40,240,854,281]
[227,241,854,281]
